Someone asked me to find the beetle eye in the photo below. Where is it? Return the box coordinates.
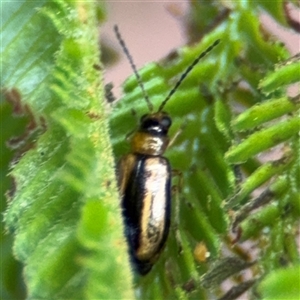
[161,116,171,129]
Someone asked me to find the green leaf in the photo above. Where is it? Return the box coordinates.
[239,203,280,241]
[258,0,287,26]
[226,115,299,164]
[227,154,294,208]
[2,1,299,299]
[232,96,300,131]
[215,97,233,141]
[260,59,300,94]
[258,266,300,300]
[2,1,133,299]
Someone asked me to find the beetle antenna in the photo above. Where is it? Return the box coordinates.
[158,39,221,112]
[114,25,154,112]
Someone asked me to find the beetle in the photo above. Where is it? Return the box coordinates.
[114,25,220,275]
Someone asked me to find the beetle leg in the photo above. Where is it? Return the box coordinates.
[171,169,183,255]
[168,120,187,148]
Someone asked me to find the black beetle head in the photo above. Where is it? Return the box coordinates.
[139,112,172,136]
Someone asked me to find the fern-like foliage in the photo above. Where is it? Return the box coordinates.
[1,1,133,299]
[110,1,299,299]
[1,0,299,299]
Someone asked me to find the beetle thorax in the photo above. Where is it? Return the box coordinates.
[131,132,169,156]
